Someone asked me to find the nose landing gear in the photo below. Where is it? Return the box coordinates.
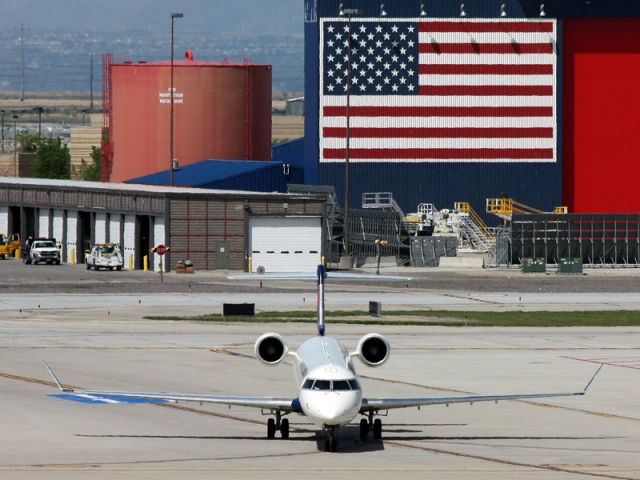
[266,411,289,439]
[323,425,339,452]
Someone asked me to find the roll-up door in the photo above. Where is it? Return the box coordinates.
[38,209,50,238]
[66,211,78,263]
[249,216,321,273]
[123,214,136,269]
[110,214,121,246]
[95,213,107,244]
[0,206,7,234]
[52,210,64,249]
[153,216,165,272]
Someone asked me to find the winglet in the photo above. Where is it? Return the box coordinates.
[582,364,604,394]
[42,361,73,392]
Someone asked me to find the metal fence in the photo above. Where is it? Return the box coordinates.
[508,213,640,267]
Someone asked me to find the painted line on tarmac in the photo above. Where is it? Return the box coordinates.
[387,440,640,480]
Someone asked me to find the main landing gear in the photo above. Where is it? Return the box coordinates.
[359,413,383,442]
[266,411,289,439]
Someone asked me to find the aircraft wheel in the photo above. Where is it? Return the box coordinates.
[359,418,369,442]
[373,418,382,440]
[280,418,289,439]
[267,418,276,439]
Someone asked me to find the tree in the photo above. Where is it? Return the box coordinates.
[16,131,41,153]
[32,137,71,180]
[76,146,101,181]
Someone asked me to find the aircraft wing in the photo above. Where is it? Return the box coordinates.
[68,389,296,410]
[361,365,603,413]
[43,361,296,410]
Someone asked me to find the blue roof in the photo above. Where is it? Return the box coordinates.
[125,160,281,187]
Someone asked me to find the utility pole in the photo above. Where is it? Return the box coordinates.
[20,25,25,102]
[89,54,94,112]
[1,110,4,153]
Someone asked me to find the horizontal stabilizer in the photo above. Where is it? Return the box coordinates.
[227,272,412,281]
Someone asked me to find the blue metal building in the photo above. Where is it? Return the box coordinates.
[300,0,640,221]
[126,160,303,192]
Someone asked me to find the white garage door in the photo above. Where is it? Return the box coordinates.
[94,212,107,244]
[38,208,50,238]
[0,206,8,234]
[109,214,121,245]
[66,211,77,263]
[153,216,166,272]
[52,210,64,245]
[249,216,321,273]
[123,214,136,269]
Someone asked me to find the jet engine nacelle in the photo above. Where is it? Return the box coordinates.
[254,333,289,365]
[356,333,390,367]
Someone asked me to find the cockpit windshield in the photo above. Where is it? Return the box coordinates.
[302,378,361,391]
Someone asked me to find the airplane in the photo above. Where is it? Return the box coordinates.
[45,265,602,452]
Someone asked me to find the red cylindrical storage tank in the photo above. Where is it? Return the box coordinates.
[108,60,271,183]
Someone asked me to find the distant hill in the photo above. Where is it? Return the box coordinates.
[0,0,304,92]
[1,0,302,35]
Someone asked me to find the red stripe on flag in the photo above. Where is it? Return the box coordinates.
[323,148,554,160]
[419,64,553,75]
[418,85,553,96]
[323,127,553,139]
[323,106,553,117]
[419,22,554,33]
[419,42,553,54]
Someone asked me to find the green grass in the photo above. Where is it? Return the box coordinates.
[143,309,640,327]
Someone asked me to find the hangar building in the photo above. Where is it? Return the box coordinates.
[0,178,325,272]
[300,0,640,219]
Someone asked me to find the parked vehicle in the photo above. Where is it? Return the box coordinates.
[86,243,123,271]
[23,238,61,265]
[0,233,21,259]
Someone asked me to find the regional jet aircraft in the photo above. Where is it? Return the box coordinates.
[45,265,601,452]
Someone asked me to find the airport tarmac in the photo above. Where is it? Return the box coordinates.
[0,301,639,479]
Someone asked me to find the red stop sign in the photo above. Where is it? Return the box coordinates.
[155,244,167,256]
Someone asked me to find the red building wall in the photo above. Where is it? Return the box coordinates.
[563,19,640,213]
[109,61,271,183]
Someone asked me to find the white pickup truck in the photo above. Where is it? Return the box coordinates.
[23,239,61,265]
[86,243,123,271]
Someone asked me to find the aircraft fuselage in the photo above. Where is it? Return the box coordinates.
[293,336,363,427]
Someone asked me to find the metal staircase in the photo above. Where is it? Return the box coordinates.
[457,214,492,251]
[453,202,494,252]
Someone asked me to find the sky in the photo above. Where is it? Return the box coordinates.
[1,0,303,35]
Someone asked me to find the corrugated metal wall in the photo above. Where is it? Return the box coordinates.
[305,1,640,220]
[203,166,304,193]
[169,196,325,271]
[169,197,246,270]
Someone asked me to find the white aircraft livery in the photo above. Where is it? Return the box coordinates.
[46,265,602,452]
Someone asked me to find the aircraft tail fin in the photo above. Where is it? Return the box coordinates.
[227,266,412,338]
[317,264,326,336]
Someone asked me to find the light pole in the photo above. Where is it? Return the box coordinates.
[1,110,4,153]
[339,6,361,261]
[12,114,18,177]
[169,12,183,187]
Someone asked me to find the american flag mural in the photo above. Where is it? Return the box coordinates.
[319,19,557,163]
